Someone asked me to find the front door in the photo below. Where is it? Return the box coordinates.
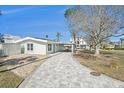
[21,47,25,54]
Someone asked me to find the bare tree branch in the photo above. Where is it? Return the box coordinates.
[65,5,124,55]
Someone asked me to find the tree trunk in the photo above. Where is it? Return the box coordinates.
[94,44,100,56]
[89,45,92,51]
[71,44,74,53]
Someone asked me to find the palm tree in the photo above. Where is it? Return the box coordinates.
[64,8,77,18]
[0,33,4,43]
[45,35,48,39]
[64,8,77,43]
[56,32,62,42]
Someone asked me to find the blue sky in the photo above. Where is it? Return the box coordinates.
[0,5,123,42]
[0,5,74,42]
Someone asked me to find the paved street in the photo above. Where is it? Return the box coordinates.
[19,52,124,88]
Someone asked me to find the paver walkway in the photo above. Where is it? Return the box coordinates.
[19,52,124,88]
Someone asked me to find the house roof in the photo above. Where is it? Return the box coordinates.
[16,37,47,43]
[15,37,61,44]
[15,37,73,45]
[3,34,21,40]
[34,37,55,42]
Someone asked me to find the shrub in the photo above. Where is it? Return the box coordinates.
[104,48,124,50]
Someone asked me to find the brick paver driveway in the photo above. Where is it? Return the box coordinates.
[19,52,124,88]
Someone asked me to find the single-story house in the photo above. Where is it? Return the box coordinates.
[16,37,65,55]
[0,37,67,56]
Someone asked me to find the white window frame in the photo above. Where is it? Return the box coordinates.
[27,43,33,51]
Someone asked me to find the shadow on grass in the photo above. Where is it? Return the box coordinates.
[0,56,38,66]
[0,52,62,73]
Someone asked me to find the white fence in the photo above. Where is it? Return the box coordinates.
[0,49,4,56]
[0,43,21,56]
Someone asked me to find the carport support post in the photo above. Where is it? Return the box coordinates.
[71,44,75,54]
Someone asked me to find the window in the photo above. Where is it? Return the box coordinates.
[27,43,33,51]
[48,44,52,51]
[77,41,79,44]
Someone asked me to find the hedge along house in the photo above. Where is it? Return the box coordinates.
[16,37,65,55]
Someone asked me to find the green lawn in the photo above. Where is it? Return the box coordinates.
[0,71,23,88]
[74,50,124,81]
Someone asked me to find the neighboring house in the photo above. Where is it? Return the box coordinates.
[114,42,121,48]
[70,37,89,49]
[0,34,21,56]
[0,43,21,56]
[105,43,115,48]
[104,41,121,49]
[3,34,21,43]
[120,38,124,48]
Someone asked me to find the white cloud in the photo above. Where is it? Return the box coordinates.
[2,6,35,15]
